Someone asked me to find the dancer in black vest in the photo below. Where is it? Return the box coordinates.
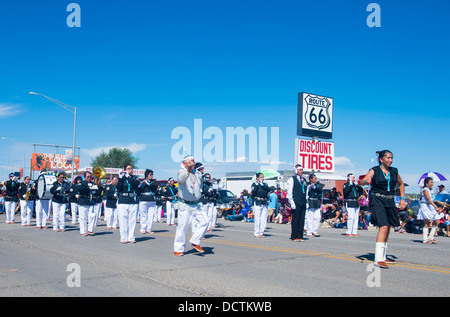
[361,150,406,269]
[287,164,308,241]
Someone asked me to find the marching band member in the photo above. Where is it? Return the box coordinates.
[4,173,18,224]
[103,176,119,229]
[173,156,207,256]
[361,150,406,269]
[35,172,50,229]
[343,173,364,237]
[202,173,220,232]
[251,172,270,238]
[163,178,178,226]
[305,174,322,237]
[69,176,82,224]
[50,172,70,232]
[18,176,36,227]
[76,171,96,236]
[154,182,163,223]
[91,175,104,227]
[117,164,140,244]
[287,164,308,242]
[136,169,158,234]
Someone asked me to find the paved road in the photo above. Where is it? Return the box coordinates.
[0,213,449,298]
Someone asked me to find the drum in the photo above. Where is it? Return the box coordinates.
[36,174,57,200]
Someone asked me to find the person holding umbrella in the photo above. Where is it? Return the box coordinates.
[361,150,406,269]
[417,177,439,244]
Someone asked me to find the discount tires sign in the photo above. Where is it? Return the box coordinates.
[294,138,335,173]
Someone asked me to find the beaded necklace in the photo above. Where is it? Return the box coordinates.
[381,166,391,192]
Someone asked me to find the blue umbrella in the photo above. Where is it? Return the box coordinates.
[435,193,450,204]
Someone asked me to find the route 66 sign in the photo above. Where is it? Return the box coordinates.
[297,92,333,139]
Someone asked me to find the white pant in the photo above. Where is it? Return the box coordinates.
[20,200,34,226]
[166,201,176,225]
[105,207,118,228]
[139,201,157,232]
[52,202,66,230]
[35,200,50,228]
[93,202,102,226]
[253,204,268,236]
[117,203,138,242]
[5,201,16,223]
[203,202,215,230]
[70,203,79,223]
[211,206,218,228]
[174,202,208,253]
[346,207,360,235]
[155,205,162,222]
[306,208,321,235]
[78,205,96,235]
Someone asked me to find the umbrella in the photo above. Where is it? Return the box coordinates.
[435,193,450,205]
[251,169,280,182]
[418,172,447,184]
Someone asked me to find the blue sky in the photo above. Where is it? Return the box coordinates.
[0,0,449,193]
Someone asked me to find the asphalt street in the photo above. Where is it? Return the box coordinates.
[0,213,449,299]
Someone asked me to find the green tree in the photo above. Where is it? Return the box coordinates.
[91,147,139,169]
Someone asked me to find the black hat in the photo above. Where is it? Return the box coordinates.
[194,162,203,169]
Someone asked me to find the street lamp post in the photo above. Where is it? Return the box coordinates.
[29,92,77,180]
[1,137,26,177]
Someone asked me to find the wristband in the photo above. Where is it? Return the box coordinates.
[401,197,406,200]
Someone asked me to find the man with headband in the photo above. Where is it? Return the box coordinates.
[287,164,308,241]
[173,155,208,256]
[343,173,364,236]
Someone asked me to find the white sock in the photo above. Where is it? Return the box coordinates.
[423,227,429,242]
[429,226,437,240]
[383,242,388,261]
[375,242,385,262]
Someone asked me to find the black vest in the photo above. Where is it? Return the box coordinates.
[292,176,307,206]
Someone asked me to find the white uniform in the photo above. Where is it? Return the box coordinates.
[52,201,66,231]
[35,199,50,228]
[173,165,207,253]
[251,181,270,237]
[166,200,176,225]
[139,200,157,233]
[20,199,34,226]
[4,201,16,224]
[306,183,321,236]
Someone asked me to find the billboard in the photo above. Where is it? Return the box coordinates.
[31,153,80,171]
[297,92,333,139]
[294,138,335,173]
